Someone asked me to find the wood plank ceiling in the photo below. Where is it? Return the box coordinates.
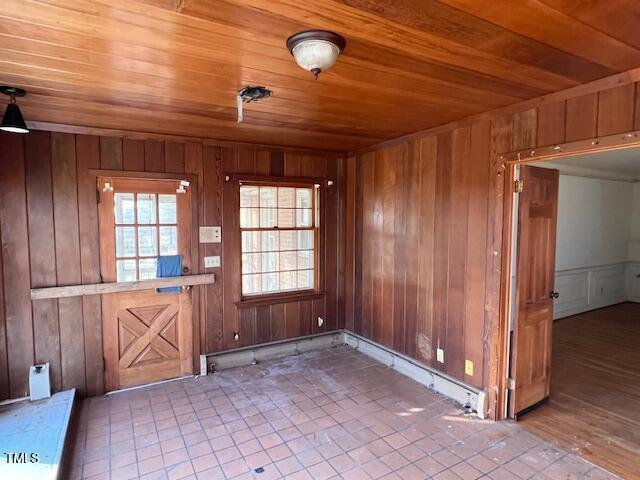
[2,0,640,151]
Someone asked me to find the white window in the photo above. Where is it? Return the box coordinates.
[239,184,318,296]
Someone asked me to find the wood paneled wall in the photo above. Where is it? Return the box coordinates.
[346,80,640,400]
[0,132,344,400]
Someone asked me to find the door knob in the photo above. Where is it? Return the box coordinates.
[549,291,559,299]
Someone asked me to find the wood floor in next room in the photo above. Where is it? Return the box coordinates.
[519,302,640,480]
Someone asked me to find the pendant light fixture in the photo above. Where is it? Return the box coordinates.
[286,30,346,80]
[0,86,29,134]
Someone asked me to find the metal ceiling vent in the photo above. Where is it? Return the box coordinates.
[237,86,272,123]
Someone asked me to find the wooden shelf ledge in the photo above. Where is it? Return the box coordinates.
[31,274,215,300]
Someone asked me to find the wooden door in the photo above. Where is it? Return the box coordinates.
[511,166,559,417]
[98,177,193,390]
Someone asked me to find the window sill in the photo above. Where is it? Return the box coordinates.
[235,291,324,309]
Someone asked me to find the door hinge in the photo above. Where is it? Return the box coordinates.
[514,179,524,193]
[507,377,515,390]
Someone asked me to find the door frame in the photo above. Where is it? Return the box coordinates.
[89,169,203,377]
[490,130,640,421]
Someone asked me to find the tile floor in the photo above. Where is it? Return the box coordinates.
[65,346,618,480]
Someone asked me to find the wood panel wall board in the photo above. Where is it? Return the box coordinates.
[415,137,437,366]
[123,138,145,171]
[597,84,635,136]
[51,132,86,394]
[511,109,538,151]
[0,134,33,398]
[284,302,299,339]
[537,101,566,147]
[565,93,598,142]
[25,131,62,393]
[144,139,165,172]
[184,142,205,365]
[446,127,471,379]
[464,122,490,388]
[203,145,224,354]
[99,136,123,170]
[165,141,186,174]
[432,132,453,369]
[270,303,285,341]
[0,217,7,400]
[76,134,104,396]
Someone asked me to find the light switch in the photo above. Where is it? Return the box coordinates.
[436,348,444,363]
[204,256,220,268]
[200,226,221,243]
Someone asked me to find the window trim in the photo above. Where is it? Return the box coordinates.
[232,176,325,303]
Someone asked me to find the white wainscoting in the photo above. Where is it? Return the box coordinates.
[554,262,640,319]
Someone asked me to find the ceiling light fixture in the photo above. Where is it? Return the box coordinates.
[0,86,29,134]
[286,30,346,80]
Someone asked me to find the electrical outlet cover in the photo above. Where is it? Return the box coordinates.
[465,359,474,376]
[436,348,444,363]
[318,317,324,327]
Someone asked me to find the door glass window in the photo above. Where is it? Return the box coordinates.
[114,192,178,282]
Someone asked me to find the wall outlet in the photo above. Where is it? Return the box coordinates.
[318,317,324,327]
[204,256,220,268]
[200,226,221,243]
[465,359,474,376]
[436,348,444,363]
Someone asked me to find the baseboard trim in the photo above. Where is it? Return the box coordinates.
[201,331,344,374]
[198,330,487,418]
[343,332,486,418]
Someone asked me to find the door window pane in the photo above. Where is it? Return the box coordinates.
[158,194,177,224]
[115,227,136,258]
[139,258,157,280]
[159,226,178,255]
[117,259,137,282]
[114,193,135,224]
[137,194,156,224]
[138,226,157,257]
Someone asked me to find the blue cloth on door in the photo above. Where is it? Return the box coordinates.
[156,255,183,293]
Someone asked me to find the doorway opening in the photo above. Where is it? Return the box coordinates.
[504,145,640,477]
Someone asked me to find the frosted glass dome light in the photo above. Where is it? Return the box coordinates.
[286,30,346,79]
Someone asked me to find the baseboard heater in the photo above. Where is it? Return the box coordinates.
[200,330,486,418]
